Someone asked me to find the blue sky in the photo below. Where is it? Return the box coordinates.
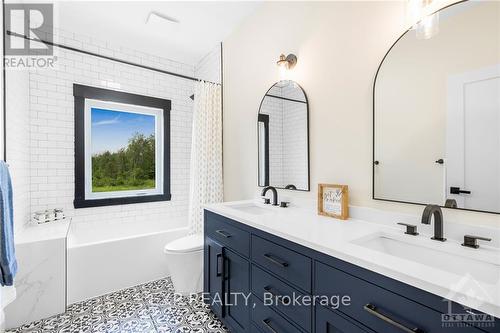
[91,108,155,154]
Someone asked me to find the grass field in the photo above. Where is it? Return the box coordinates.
[93,179,155,192]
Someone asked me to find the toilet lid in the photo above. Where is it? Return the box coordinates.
[164,234,203,253]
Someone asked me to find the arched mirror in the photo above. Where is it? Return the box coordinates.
[258,80,309,191]
[374,0,500,214]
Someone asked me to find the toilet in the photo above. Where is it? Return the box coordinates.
[164,234,204,296]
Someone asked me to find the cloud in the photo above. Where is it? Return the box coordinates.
[92,116,120,127]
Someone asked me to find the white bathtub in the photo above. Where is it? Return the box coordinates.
[67,219,188,304]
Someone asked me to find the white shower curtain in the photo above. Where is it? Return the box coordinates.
[188,81,223,234]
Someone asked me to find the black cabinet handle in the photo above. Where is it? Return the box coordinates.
[363,304,425,333]
[216,253,223,277]
[435,159,444,164]
[263,286,290,305]
[263,253,289,268]
[215,230,232,238]
[262,319,279,333]
[450,187,471,195]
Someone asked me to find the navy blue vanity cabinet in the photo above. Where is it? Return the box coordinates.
[251,235,312,293]
[205,237,225,319]
[204,210,497,333]
[205,211,250,257]
[251,295,305,333]
[251,265,312,331]
[315,261,483,333]
[223,248,251,331]
[204,211,251,332]
[204,240,251,332]
[315,305,374,333]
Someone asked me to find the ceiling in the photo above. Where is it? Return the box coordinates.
[55,1,261,65]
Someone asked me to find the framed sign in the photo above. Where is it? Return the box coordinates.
[318,184,349,220]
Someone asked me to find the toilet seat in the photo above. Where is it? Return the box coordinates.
[164,234,203,254]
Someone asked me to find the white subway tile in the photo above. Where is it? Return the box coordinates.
[22,30,205,227]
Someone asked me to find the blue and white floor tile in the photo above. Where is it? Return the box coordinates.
[6,278,229,333]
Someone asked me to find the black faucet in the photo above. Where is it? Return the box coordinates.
[444,199,457,208]
[261,186,278,206]
[421,204,446,241]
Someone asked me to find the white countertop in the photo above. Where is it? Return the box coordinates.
[205,200,500,318]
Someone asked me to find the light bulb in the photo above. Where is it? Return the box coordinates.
[279,63,289,81]
[416,12,439,39]
[407,0,439,39]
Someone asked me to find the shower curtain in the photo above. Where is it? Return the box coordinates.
[188,81,223,234]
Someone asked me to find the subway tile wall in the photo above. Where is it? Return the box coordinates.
[282,99,308,190]
[6,70,31,236]
[260,96,284,187]
[195,44,222,84]
[26,29,199,228]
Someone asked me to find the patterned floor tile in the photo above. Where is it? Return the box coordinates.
[6,277,229,333]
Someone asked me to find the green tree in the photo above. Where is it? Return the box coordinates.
[92,133,156,192]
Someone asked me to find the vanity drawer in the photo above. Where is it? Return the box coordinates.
[252,264,312,331]
[315,262,482,333]
[251,235,312,292]
[205,211,250,257]
[315,305,373,333]
[251,296,304,333]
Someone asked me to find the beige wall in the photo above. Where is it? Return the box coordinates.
[222,1,500,227]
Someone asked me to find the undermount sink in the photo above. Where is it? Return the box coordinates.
[352,233,500,285]
[228,203,272,215]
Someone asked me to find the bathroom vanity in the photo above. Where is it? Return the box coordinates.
[203,202,499,333]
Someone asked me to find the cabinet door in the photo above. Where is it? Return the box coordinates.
[204,237,225,319]
[224,248,250,332]
[316,305,372,333]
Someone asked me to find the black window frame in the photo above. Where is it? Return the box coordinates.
[73,84,171,208]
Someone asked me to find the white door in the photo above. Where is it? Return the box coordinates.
[447,64,500,212]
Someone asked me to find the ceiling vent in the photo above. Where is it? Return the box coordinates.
[146,11,180,25]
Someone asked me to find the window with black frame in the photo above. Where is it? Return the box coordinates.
[73,84,171,208]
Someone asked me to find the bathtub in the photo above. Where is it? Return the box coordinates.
[67,219,188,304]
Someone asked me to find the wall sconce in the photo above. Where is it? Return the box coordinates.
[277,53,297,80]
[277,53,297,70]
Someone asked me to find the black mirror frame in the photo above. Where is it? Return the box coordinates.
[372,0,499,215]
[257,80,310,192]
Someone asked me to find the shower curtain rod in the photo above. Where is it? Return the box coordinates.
[6,31,221,86]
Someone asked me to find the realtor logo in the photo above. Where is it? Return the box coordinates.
[442,274,495,329]
[4,3,53,56]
